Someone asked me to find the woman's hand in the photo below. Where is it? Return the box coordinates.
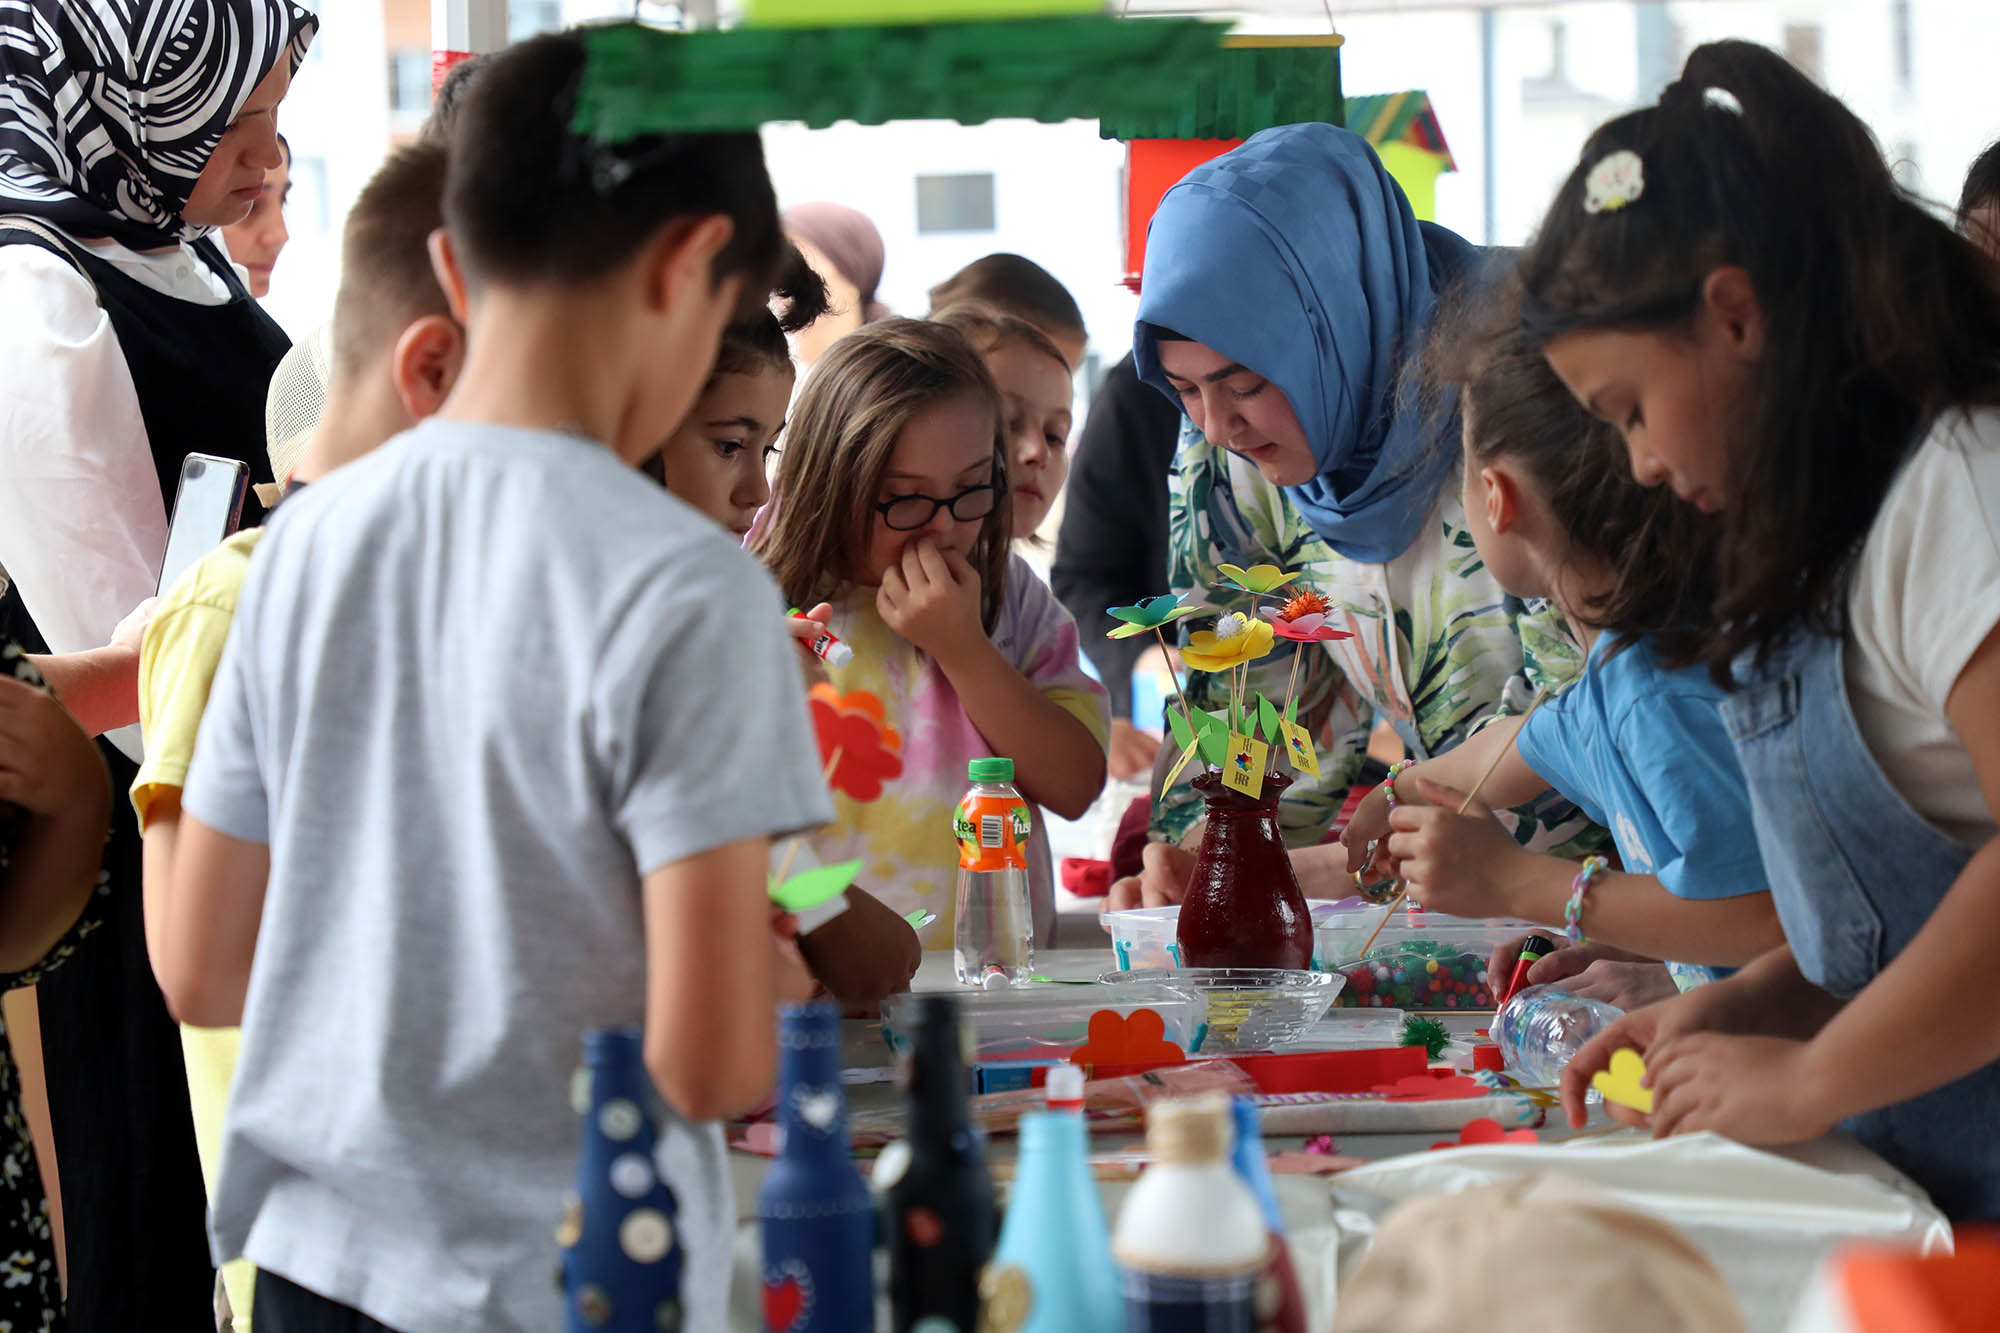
[1104,841,1195,913]
[1108,718,1162,782]
[1645,1033,1837,1144]
[1384,778,1524,919]
[878,540,984,665]
[0,674,107,818]
[1339,782,1396,878]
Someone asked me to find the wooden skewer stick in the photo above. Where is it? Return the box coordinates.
[1352,687,1552,960]
[772,745,847,891]
[1153,626,1197,732]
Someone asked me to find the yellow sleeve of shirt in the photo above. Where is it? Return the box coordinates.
[1044,684,1112,750]
[131,529,264,832]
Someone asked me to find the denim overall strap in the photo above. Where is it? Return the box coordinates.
[1720,629,2000,1220]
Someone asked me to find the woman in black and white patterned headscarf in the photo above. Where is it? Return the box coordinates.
[0,5,314,1329]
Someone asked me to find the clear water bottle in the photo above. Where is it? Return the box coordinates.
[953,757,1033,988]
[1491,983,1624,1086]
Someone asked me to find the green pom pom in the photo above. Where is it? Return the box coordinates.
[1400,1015,1450,1061]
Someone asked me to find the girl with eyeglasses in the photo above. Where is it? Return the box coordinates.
[753,318,1110,942]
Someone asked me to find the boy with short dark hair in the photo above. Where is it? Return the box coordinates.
[928,251,1087,369]
[158,31,827,1332]
[135,136,462,1333]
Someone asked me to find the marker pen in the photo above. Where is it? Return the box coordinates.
[788,607,855,667]
[1498,934,1558,1009]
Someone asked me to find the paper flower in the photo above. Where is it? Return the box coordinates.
[1181,616,1275,673]
[1583,148,1645,215]
[1429,1117,1540,1151]
[1104,592,1199,640]
[1372,1070,1488,1102]
[1215,563,1302,595]
[1069,1008,1187,1067]
[1591,1048,1654,1114]
[1261,591,1351,644]
[808,684,904,803]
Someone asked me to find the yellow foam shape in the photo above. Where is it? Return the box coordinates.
[1592,1048,1654,1114]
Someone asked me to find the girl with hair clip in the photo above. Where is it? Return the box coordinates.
[1530,41,2000,1221]
[752,319,1109,943]
[1341,301,1781,1008]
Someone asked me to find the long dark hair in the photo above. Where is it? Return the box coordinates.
[1518,40,2000,682]
[1432,280,1718,659]
[712,241,830,380]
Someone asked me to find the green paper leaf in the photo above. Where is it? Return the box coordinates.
[1163,735,1203,790]
[1284,694,1300,726]
[1257,694,1283,744]
[1195,711,1228,766]
[770,859,863,911]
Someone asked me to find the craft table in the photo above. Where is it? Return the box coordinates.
[725,944,1950,1331]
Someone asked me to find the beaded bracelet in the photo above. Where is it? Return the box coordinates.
[1564,855,1609,945]
[1382,758,1417,811]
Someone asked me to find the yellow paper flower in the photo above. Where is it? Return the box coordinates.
[1182,617,1275,673]
[1216,563,1302,595]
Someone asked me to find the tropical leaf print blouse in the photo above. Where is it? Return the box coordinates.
[1155,426,1609,861]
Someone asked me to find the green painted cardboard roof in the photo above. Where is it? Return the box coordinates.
[1346,89,1455,168]
[570,16,1233,138]
[1097,41,1343,141]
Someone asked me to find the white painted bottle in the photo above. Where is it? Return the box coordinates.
[1111,1094,1268,1333]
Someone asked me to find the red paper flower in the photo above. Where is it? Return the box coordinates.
[1069,1008,1187,1067]
[1372,1070,1489,1102]
[1260,603,1352,644]
[808,684,904,804]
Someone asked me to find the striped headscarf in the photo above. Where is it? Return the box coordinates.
[0,0,318,251]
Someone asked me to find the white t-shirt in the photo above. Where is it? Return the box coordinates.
[182,420,833,1332]
[1845,407,2000,846]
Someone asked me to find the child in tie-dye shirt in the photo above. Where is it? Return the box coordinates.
[753,318,1109,942]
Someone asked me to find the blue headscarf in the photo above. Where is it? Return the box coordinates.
[1134,123,1486,565]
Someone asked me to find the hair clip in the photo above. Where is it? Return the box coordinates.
[1583,148,1645,215]
[1703,87,1744,115]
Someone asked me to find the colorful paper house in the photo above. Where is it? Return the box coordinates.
[1345,90,1458,222]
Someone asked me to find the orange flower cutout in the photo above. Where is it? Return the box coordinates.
[1429,1117,1540,1150]
[809,684,904,804]
[1068,1009,1187,1067]
[1372,1070,1488,1102]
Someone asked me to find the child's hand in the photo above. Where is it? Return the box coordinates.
[1103,841,1195,914]
[1559,979,1755,1128]
[1561,959,1680,1011]
[877,540,984,665]
[1383,777,1520,918]
[1645,1033,1836,1144]
[796,886,921,1018]
[0,675,107,819]
[1339,783,1396,877]
[785,602,835,673]
[1108,718,1162,782]
[768,909,820,1006]
[111,596,160,656]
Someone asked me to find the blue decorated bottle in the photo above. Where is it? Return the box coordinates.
[559,1027,686,1332]
[1226,1098,1306,1333]
[758,1002,875,1333]
[983,1098,1120,1332]
[1112,1095,1267,1333]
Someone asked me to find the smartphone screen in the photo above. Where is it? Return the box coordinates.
[156,454,249,596]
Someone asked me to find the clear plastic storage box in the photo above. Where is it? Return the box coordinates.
[879,981,1206,1060]
[1102,904,1184,971]
[1313,900,1537,1011]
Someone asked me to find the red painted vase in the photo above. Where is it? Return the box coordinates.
[1175,772,1314,970]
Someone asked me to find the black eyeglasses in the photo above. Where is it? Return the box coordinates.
[874,480,1007,532]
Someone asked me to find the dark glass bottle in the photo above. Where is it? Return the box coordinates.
[559,1027,685,1332]
[886,994,997,1333]
[1176,773,1313,970]
[758,1002,874,1333]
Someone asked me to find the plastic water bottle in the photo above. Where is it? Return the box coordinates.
[953,757,1034,987]
[1491,983,1624,1085]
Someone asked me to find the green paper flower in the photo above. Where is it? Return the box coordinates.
[1105,592,1199,640]
[1215,562,1303,595]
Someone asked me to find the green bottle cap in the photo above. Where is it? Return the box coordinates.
[968,757,1015,784]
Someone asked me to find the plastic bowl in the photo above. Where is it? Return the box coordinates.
[1097,968,1344,1053]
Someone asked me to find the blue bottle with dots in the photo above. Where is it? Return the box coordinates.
[560,1026,686,1331]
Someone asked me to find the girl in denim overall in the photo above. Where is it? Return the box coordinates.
[1521,39,2000,1221]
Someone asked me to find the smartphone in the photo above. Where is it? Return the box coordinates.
[156,453,249,595]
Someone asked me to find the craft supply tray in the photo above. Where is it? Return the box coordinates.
[1313,901,1536,1011]
[1099,968,1343,1052]
[1102,904,1184,971]
[879,982,1205,1061]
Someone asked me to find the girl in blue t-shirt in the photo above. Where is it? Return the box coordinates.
[1341,305,1781,994]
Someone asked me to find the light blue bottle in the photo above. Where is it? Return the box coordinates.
[985,1108,1119,1331]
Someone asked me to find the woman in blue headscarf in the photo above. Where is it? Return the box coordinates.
[1110,124,1606,908]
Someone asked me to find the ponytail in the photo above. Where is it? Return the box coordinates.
[1519,40,2000,683]
[712,241,830,380]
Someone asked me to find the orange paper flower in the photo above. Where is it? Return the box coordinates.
[808,684,905,803]
[1068,1008,1187,1067]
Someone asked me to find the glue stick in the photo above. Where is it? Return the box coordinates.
[1045,1064,1086,1113]
[788,607,854,667]
[1498,933,1557,1009]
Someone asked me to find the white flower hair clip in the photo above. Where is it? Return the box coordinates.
[1583,149,1646,215]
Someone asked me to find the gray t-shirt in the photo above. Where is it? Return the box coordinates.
[183,420,830,1333]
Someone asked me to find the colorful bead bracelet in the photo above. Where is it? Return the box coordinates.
[1564,855,1608,945]
[1382,758,1417,810]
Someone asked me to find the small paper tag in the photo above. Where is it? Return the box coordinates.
[1162,735,1202,791]
[1280,721,1321,778]
[1222,733,1269,798]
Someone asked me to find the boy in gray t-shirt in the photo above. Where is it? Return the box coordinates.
[159,33,828,1333]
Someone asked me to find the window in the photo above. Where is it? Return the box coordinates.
[510,0,564,36]
[915,172,996,234]
[1782,23,1823,84]
[287,154,331,234]
[1892,0,1914,95]
[388,49,431,116]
